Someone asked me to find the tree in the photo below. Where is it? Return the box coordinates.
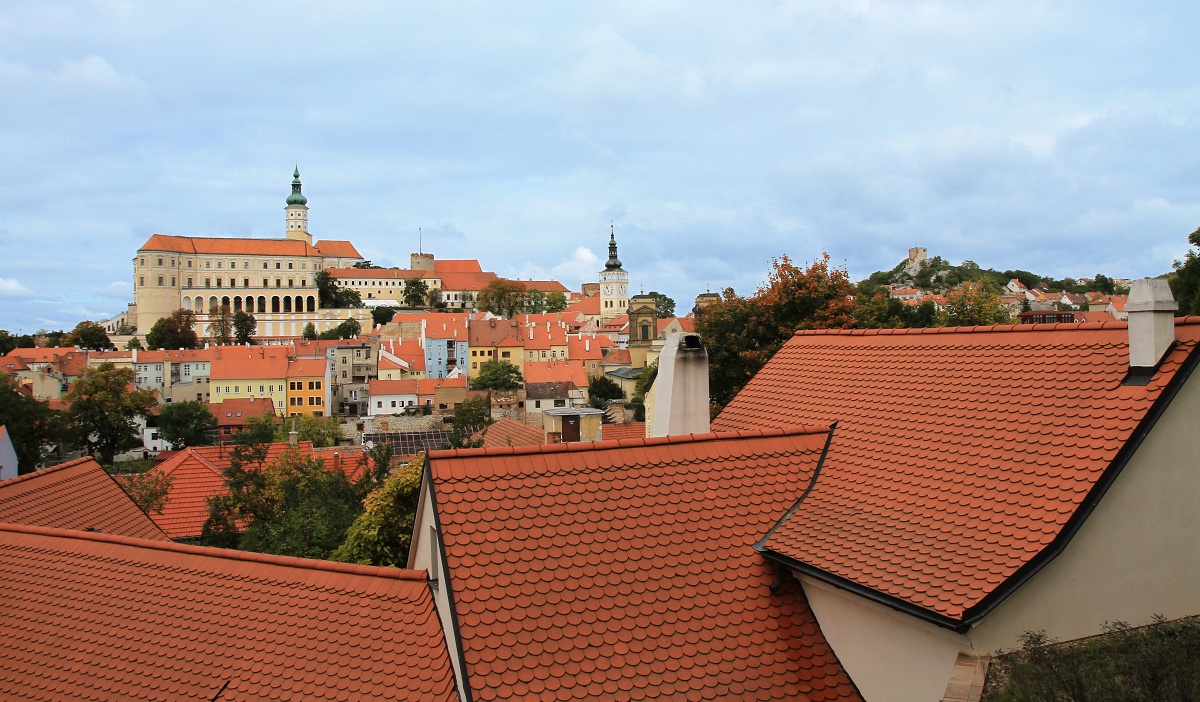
[938,281,1012,327]
[125,336,144,350]
[145,309,199,350]
[207,304,235,345]
[0,331,18,356]
[336,287,363,308]
[202,447,362,559]
[352,260,381,269]
[355,441,394,497]
[372,306,397,327]
[315,270,339,308]
[66,320,113,350]
[302,322,318,340]
[278,414,343,448]
[477,279,527,317]
[1170,227,1200,316]
[648,291,676,318]
[157,401,217,449]
[0,377,62,473]
[472,359,523,391]
[546,290,568,312]
[589,374,625,403]
[331,455,423,567]
[65,363,158,465]
[525,289,547,314]
[696,254,856,409]
[403,279,430,308]
[233,310,257,344]
[630,360,658,422]
[427,286,447,310]
[1092,273,1117,296]
[119,470,175,516]
[318,318,361,340]
[446,395,492,448]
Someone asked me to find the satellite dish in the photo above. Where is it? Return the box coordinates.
[365,440,375,449]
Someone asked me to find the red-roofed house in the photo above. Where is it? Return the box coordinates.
[285,357,331,417]
[369,379,421,417]
[712,279,1200,701]
[411,428,862,702]
[207,397,278,437]
[0,523,459,701]
[0,456,168,540]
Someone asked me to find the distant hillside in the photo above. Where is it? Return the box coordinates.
[857,252,1127,299]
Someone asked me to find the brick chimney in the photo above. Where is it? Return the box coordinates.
[1126,277,1177,370]
[647,333,710,437]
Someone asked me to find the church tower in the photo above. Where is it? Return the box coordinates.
[285,167,311,245]
[599,226,629,323]
[628,291,657,368]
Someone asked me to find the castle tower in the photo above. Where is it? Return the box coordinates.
[285,167,311,245]
[599,226,629,323]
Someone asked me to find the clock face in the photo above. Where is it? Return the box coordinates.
[602,284,612,296]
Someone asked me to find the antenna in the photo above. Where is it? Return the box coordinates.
[419,227,423,254]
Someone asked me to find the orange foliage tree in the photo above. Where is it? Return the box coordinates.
[696,253,857,410]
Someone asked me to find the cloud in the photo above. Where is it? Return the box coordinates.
[0,278,33,297]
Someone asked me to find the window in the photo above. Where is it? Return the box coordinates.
[187,277,192,287]
[229,278,235,288]
[234,386,240,393]
[206,261,211,268]
[501,351,510,358]
[139,276,144,286]
[377,401,383,408]
[157,257,163,266]
[140,257,145,265]
[276,279,281,287]
[554,399,566,407]
[243,261,249,269]
[288,279,293,287]
[342,370,347,378]
[534,400,541,408]
[205,278,211,287]
[157,276,164,286]
[263,262,269,269]
[288,262,293,270]
[309,396,321,406]
[391,400,397,408]
[217,261,222,268]
[244,279,250,287]
[187,260,192,268]
[276,262,281,269]
[263,278,269,287]
[216,278,222,287]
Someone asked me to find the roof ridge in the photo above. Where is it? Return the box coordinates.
[0,521,428,581]
[430,424,831,459]
[792,320,1131,337]
[0,456,95,488]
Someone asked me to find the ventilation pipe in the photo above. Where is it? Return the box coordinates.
[647,333,710,437]
[1126,277,1177,370]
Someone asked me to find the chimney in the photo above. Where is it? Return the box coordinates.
[647,333,710,437]
[1126,277,1177,370]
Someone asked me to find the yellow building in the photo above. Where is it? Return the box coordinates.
[285,358,331,417]
[208,349,289,415]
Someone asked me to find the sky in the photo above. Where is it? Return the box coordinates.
[1,1,1198,332]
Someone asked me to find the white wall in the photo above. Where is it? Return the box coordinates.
[0,429,19,480]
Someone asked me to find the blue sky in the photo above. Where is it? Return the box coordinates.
[1,1,1198,332]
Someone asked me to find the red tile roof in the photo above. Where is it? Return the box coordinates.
[149,442,314,539]
[138,233,323,257]
[563,295,600,316]
[0,522,458,701]
[207,398,277,427]
[428,428,861,701]
[327,267,433,280]
[370,379,420,396]
[713,319,1200,625]
[477,416,544,448]
[0,457,168,541]
[313,239,363,259]
[601,422,646,441]
[523,360,588,386]
[286,357,328,378]
[433,259,484,273]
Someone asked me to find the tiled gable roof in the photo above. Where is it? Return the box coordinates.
[0,523,458,701]
[138,233,323,257]
[370,379,420,396]
[312,239,363,259]
[523,360,588,386]
[477,416,544,448]
[563,295,600,316]
[433,259,484,273]
[428,428,861,701]
[0,457,168,541]
[149,442,314,539]
[713,320,1200,625]
[600,422,646,441]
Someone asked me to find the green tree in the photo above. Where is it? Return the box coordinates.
[545,290,568,312]
[317,318,362,340]
[207,304,235,345]
[472,359,523,391]
[119,470,175,516]
[0,377,62,473]
[648,291,676,318]
[403,279,430,308]
[65,363,158,465]
[233,310,257,344]
[157,401,217,449]
[446,395,492,448]
[477,278,527,317]
[525,289,547,314]
[696,254,857,410]
[630,360,658,422]
[372,306,397,327]
[66,320,114,350]
[1092,273,1117,295]
[1170,227,1200,316]
[302,322,318,340]
[331,455,423,567]
[145,309,199,350]
[427,286,447,310]
[0,331,18,355]
[202,447,362,559]
[938,281,1012,327]
[352,260,381,269]
[336,287,363,308]
[315,270,339,308]
[589,374,625,402]
[355,441,394,497]
[278,414,343,448]
[125,336,144,350]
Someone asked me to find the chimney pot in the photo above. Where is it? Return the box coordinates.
[1126,277,1178,369]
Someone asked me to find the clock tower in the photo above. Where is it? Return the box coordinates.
[599,226,629,323]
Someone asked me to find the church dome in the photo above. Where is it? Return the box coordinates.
[286,167,308,206]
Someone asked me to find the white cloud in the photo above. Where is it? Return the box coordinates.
[0,278,33,297]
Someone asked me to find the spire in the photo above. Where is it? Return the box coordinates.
[286,166,307,206]
[604,223,623,270]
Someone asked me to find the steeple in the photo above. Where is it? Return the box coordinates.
[284,166,311,244]
[604,223,623,271]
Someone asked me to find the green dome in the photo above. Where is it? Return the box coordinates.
[286,166,308,206]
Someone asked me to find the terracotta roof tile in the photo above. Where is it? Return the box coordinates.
[0,523,458,701]
[139,233,324,257]
[433,259,484,273]
[0,458,169,541]
[149,442,315,539]
[429,428,862,701]
[712,319,1200,622]
[477,417,545,449]
[601,422,646,441]
[313,240,363,259]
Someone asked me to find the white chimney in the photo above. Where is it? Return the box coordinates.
[1126,278,1177,369]
[648,332,710,437]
